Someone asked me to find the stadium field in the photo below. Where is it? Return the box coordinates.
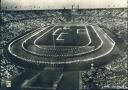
[5,24,117,71]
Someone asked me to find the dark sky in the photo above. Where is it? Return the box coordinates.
[1,0,127,10]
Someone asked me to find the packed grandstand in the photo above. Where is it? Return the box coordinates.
[0,8,128,89]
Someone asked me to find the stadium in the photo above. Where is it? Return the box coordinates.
[6,24,117,70]
[1,0,128,90]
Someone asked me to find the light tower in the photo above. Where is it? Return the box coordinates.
[71,5,79,23]
[78,5,79,9]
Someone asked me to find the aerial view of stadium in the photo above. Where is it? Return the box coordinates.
[0,0,128,90]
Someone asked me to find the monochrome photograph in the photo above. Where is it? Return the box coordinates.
[0,0,128,90]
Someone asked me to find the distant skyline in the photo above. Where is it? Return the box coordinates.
[1,0,127,10]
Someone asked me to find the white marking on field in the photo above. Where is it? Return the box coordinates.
[21,26,55,55]
[8,25,115,65]
[77,29,86,34]
[56,33,68,41]
[73,25,103,56]
[8,25,48,57]
[85,26,92,46]
[33,26,56,49]
[34,25,93,51]
[22,25,103,57]
[52,28,62,35]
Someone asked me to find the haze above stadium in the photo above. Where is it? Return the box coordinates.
[1,0,127,10]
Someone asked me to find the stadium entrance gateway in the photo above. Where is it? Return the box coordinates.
[4,24,118,90]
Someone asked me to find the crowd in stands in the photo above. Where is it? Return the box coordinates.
[1,55,21,83]
[0,8,127,88]
[1,19,46,44]
[81,52,127,89]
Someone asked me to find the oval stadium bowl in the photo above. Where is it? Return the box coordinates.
[5,24,119,71]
